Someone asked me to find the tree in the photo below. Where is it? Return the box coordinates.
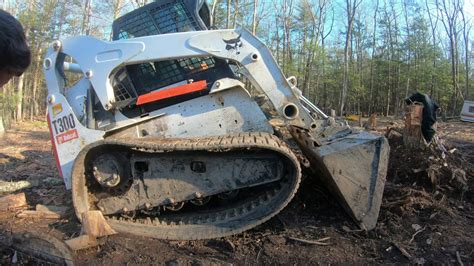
[460,6,471,98]
[437,0,462,115]
[252,0,257,34]
[340,0,361,116]
[426,0,439,97]
[0,0,472,127]
[368,0,379,115]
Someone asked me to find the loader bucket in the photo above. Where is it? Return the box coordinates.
[290,127,389,230]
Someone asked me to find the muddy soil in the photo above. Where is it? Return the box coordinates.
[0,119,472,265]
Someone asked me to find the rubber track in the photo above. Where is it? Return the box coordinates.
[71,132,301,240]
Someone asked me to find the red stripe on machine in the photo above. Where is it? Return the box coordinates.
[136,80,208,106]
[47,113,63,178]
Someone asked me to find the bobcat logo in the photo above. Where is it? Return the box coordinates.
[223,34,243,55]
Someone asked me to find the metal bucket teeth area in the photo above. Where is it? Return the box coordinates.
[290,127,389,230]
[71,133,301,240]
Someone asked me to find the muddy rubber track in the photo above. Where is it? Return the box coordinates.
[71,132,301,240]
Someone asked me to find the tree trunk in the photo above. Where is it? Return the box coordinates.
[232,0,239,28]
[340,0,359,116]
[252,0,258,34]
[226,0,231,29]
[15,75,25,122]
[113,0,123,20]
[0,116,4,136]
[31,47,42,120]
[81,0,92,35]
[210,0,219,26]
[426,0,438,97]
[437,0,461,115]
[403,104,425,148]
[460,7,470,98]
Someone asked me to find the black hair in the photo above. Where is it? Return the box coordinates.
[0,9,31,75]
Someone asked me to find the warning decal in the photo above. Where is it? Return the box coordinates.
[52,104,63,118]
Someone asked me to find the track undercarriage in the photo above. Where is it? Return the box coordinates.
[72,133,301,239]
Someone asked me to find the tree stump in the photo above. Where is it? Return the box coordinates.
[403,103,425,148]
[364,113,377,130]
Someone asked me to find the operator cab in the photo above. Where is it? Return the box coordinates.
[104,0,236,119]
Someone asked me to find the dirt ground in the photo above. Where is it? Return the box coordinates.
[0,118,473,265]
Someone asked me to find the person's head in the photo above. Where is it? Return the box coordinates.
[0,9,30,88]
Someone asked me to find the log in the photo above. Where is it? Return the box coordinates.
[17,210,61,219]
[81,211,117,237]
[0,180,32,194]
[0,192,27,211]
[3,231,75,265]
[65,235,98,251]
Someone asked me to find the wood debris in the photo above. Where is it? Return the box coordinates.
[1,231,75,265]
[0,180,33,193]
[17,210,61,219]
[35,204,68,215]
[0,192,27,211]
[409,225,426,244]
[391,242,412,259]
[342,225,365,233]
[456,251,464,266]
[65,211,116,251]
[65,235,99,251]
[81,210,117,237]
[287,236,331,246]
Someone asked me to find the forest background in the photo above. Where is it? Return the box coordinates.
[0,0,472,128]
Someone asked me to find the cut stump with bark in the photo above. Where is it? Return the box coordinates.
[403,104,425,148]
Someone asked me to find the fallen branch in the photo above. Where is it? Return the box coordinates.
[409,226,427,244]
[342,225,365,233]
[1,231,75,265]
[256,247,263,262]
[287,236,331,246]
[456,251,464,266]
[384,190,412,202]
[384,197,413,208]
[392,242,412,259]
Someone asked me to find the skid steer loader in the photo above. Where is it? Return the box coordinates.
[44,0,389,240]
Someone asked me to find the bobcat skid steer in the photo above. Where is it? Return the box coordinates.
[44,0,389,240]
